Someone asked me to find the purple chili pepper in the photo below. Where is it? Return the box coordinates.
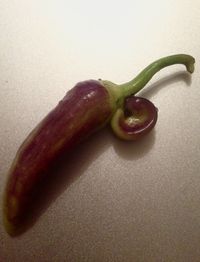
[3,54,195,235]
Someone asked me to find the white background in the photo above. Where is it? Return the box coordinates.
[0,1,200,261]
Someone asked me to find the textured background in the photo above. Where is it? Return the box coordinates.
[0,1,200,261]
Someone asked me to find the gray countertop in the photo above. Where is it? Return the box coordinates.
[1,1,200,261]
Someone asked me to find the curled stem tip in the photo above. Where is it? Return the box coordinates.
[119,54,195,99]
[103,54,195,105]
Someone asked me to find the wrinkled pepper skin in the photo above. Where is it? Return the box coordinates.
[4,80,114,235]
[3,54,195,236]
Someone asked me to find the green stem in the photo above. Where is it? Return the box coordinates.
[103,54,195,108]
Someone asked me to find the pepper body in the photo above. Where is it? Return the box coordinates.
[4,80,114,235]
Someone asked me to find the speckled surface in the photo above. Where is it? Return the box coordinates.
[1,1,200,261]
